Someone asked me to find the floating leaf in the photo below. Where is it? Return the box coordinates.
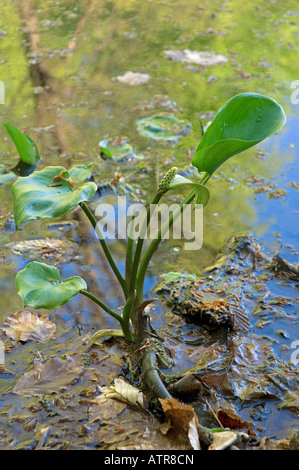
[137,114,191,142]
[99,137,134,161]
[192,93,286,176]
[12,166,97,228]
[16,261,87,309]
[3,123,40,165]
[68,163,93,184]
[2,310,56,343]
[12,357,84,396]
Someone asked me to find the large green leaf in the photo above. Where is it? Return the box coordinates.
[3,123,40,166]
[16,261,87,309]
[192,93,286,176]
[12,166,97,228]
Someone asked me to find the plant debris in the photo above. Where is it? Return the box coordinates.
[2,310,56,343]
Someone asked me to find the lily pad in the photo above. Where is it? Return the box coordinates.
[12,166,97,228]
[16,261,87,309]
[99,137,143,161]
[68,163,93,184]
[192,93,286,176]
[137,114,191,142]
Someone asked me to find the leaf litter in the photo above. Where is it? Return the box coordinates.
[155,234,299,447]
[2,310,56,343]
[2,237,78,266]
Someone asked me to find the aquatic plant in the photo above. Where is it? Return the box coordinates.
[9,92,286,396]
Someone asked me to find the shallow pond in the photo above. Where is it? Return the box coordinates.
[0,0,298,449]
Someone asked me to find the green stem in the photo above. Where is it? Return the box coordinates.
[136,171,210,303]
[125,212,136,286]
[129,191,165,296]
[122,291,137,340]
[81,289,122,322]
[81,289,134,342]
[80,202,128,298]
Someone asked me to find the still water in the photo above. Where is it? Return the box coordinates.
[0,0,298,445]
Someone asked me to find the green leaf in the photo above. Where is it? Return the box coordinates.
[168,174,210,206]
[3,123,40,165]
[16,261,87,309]
[191,93,286,176]
[12,166,97,228]
[137,114,191,142]
[99,138,134,161]
[0,165,16,185]
[68,163,93,184]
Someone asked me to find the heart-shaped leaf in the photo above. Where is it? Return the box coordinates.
[12,166,97,228]
[3,123,40,165]
[16,261,87,309]
[192,93,286,176]
[168,174,210,206]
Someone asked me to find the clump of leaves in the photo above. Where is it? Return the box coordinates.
[10,93,285,349]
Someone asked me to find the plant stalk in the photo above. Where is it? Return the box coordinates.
[128,190,165,296]
[80,201,128,298]
[135,171,210,303]
[80,289,134,342]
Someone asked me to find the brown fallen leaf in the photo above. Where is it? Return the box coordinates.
[217,407,255,435]
[159,397,200,450]
[2,311,56,343]
[89,395,127,423]
[12,357,84,397]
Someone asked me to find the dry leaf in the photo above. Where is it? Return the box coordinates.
[12,357,83,396]
[217,408,255,435]
[159,397,200,450]
[208,430,238,450]
[2,311,56,343]
[89,395,127,423]
[104,377,147,409]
